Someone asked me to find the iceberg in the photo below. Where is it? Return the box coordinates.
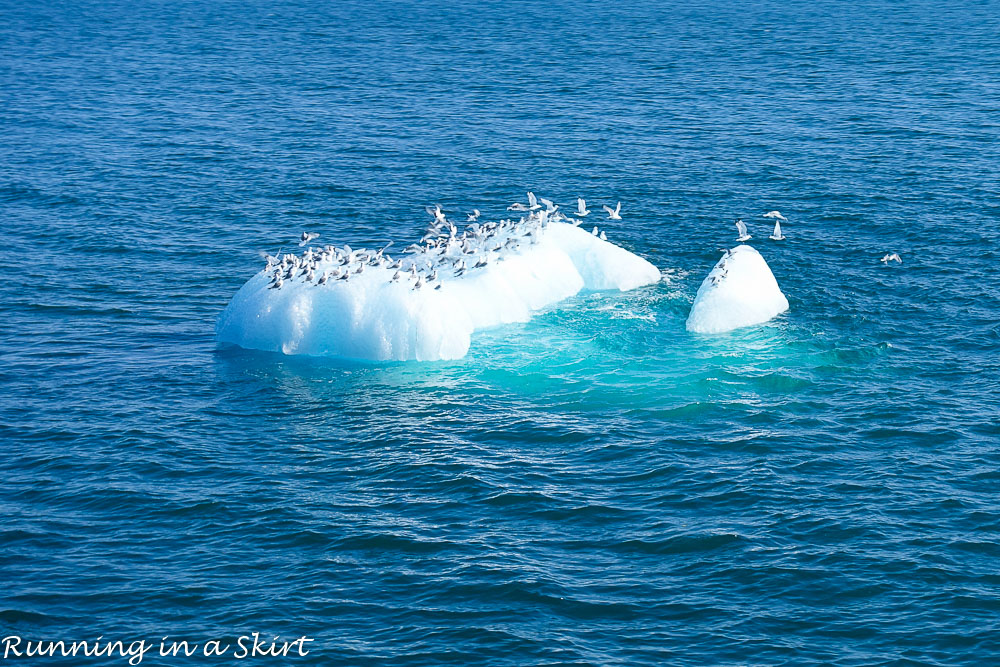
[686,245,789,334]
[216,219,660,361]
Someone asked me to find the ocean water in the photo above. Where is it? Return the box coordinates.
[2,0,1000,664]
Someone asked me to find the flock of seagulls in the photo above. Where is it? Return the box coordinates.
[734,211,786,243]
[261,193,625,293]
[734,210,901,265]
[263,197,903,293]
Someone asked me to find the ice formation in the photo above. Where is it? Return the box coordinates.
[686,245,789,334]
[216,200,660,361]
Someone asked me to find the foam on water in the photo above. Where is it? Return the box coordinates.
[686,245,789,334]
[216,221,660,361]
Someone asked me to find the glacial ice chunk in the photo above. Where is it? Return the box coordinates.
[216,222,660,361]
[686,245,789,334]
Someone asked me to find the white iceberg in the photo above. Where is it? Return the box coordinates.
[686,245,789,334]
[217,221,660,361]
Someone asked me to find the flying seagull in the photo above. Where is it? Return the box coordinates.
[603,202,622,220]
[467,209,480,222]
[299,231,320,246]
[576,198,590,217]
[769,220,785,240]
[880,253,902,264]
[735,218,752,242]
[763,211,787,221]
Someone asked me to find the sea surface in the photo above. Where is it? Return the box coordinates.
[2,0,1000,664]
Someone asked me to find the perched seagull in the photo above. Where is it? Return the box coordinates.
[576,198,590,217]
[603,202,622,220]
[299,231,320,246]
[769,220,785,241]
[599,231,607,241]
[467,209,480,222]
[735,218,752,242]
[592,226,599,236]
[880,253,902,264]
[763,211,787,221]
[527,191,541,211]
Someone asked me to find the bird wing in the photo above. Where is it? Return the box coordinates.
[527,192,537,207]
[603,205,613,214]
[614,202,621,214]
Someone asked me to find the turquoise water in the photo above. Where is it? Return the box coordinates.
[3,0,1000,664]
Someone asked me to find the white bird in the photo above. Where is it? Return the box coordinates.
[763,211,787,221]
[603,202,622,220]
[540,197,558,213]
[880,253,902,264]
[769,220,785,241]
[599,231,607,241]
[467,209,480,222]
[299,232,319,246]
[426,205,446,224]
[527,191,540,211]
[592,226,599,235]
[576,198,590,217]
[735,219,752,242]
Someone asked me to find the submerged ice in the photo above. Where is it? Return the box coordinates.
[686,245,789,334]
[216,203,660,361]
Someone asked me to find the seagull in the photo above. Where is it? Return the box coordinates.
[592,226,599,235]
[540,197,558,213]
[467,209,480,222]
[603,202,622,220]
[527,191,541,211]
[269,276,283,289]
[735,218,752,242]
[599,231,607,241]
[391,270,401,282]
[576,198,590,217]
[299,232,320,246]
[880,253,902,264]
[426,205,447,224]
[763,211,787,221]
[769,220,785,241]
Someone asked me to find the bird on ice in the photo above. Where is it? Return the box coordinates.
[769,220,785,241]
[735,218,752,242]
[599,231,607,241]
[880,253,902,264]
[576,198,590,217]
[763,211,787,221]
[299,232,320,246]
[603,202,622,220]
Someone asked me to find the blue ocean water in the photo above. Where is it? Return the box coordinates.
[2,0,1000,663]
